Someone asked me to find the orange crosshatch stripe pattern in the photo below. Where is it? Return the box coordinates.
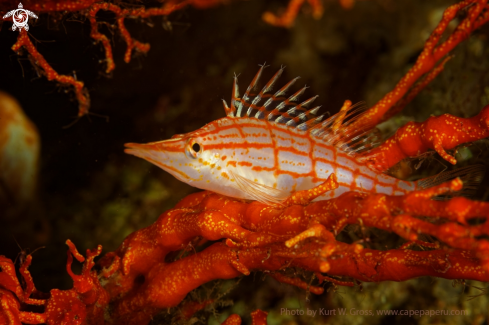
[124,66,419,203]
[191,117,415,199]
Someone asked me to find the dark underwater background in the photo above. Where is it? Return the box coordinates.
[1,0,489,323]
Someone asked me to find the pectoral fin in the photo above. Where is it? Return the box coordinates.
[229,170,287,206]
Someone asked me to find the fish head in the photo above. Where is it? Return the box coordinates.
[124,125,227,189]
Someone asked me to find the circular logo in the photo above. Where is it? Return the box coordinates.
[13,9,29,28]
[2,3,38,32]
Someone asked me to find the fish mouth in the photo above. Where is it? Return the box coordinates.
[124,140,194,182]
[124,142,152,158]
[124,142,170,164]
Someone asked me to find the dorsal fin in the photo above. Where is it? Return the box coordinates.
[310,100,380,155]
[222,65,379,155]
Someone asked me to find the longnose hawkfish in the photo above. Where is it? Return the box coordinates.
[125,65,482,205]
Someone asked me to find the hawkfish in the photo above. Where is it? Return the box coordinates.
[125,65,481,205]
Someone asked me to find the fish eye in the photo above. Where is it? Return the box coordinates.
[192,143,201,153]
[185,139,203,159]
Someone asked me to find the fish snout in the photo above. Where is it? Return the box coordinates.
[124,142,170,162]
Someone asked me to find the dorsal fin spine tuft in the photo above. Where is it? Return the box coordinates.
[225,66,378,155]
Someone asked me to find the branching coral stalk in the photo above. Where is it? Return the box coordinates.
[262,0,324,27]
[352,0,489,131]
[1,177,489,324]
[3,174,488,323]
[221,313,242,325]
[11,29,90,116]
[88,1,190,74]
[0,240,108,325]
[221,309,268,325]
[89,175,489,323]
[261,0,367,27]
[2,0,213,116]
[360,104,489,171]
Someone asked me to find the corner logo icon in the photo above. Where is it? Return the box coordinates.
[2,3,38,31]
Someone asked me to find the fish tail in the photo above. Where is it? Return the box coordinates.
[416,165,486,198]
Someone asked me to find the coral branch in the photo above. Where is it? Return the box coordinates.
[222,313,242,325]
[92,176,489,322]
[354,0,489,130]
[1,175,489,323]
[262,0,324,27]
[327,244,488,282]
[360,104,489,171]
[178,299,214,320]
[0,256,24,301]
[88,1,189,74]
[0,241,108,325]
[0,1,98,14]
[3,0,215,116]
[11,30,90,116]
[270,273,324,294]
[0,289,21,325]
[251,310,268,325]
[221,310,268,325]
[388,56,452,118]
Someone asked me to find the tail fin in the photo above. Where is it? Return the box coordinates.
[416,165,486,198]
